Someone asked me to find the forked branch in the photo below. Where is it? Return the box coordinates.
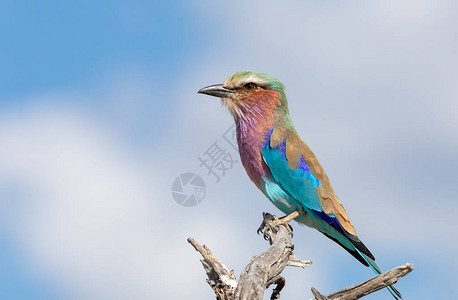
[188,212,412,300]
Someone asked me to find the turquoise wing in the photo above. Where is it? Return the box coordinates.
[261,139,403,299]
[261,140,373,263]
[261,140,323,212]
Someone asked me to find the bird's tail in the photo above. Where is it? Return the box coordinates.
[354,248,403,300]
[297,213,403,299]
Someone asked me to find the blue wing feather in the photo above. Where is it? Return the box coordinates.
[261,140,323,212]
[261,137,402,299]
[261,138,372,262]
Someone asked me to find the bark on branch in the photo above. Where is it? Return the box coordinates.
[311,263,414,300]
[188,212,413,300]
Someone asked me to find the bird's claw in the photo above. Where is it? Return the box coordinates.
[271,216,294,237]
[257,212,275,240]
[257,212,296,240]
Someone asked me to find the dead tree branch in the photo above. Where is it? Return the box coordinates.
[188,212,413,300]
[187,238,237,300]
[311,263,414,300]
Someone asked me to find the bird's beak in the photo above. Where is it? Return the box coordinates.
[198,84,235,98]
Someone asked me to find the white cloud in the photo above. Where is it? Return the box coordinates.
[0,103,286,299]
[0,107,160,298]
[1,1,458,299]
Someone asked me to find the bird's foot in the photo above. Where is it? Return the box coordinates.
[257,212,275,238]
[277,211,301,225]
[271,211,301,237]
[257,211,302,240]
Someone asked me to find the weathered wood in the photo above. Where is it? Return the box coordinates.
[312,287,330,300]
[234,223,310,300]
[187,238,237,300]
[313,263,414,300]
[267,275,285,300]
[188,212,413,300]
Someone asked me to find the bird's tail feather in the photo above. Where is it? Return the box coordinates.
[297,214,403,299]
[354,248,403,300]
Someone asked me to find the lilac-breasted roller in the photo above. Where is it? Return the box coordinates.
[198,71,402,299]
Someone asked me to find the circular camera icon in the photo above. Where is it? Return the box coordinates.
[171,173,206,207]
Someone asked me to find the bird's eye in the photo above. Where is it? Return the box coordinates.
[244,83,256,89]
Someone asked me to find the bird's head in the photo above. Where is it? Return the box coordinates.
[198,71,289,121]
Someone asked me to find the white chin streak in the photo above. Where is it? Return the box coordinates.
[222,98,242,118]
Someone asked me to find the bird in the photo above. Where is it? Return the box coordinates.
[198,71,402,299]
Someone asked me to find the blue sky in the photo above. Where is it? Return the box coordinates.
[0,0,216,98]
[1,1,457,299]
